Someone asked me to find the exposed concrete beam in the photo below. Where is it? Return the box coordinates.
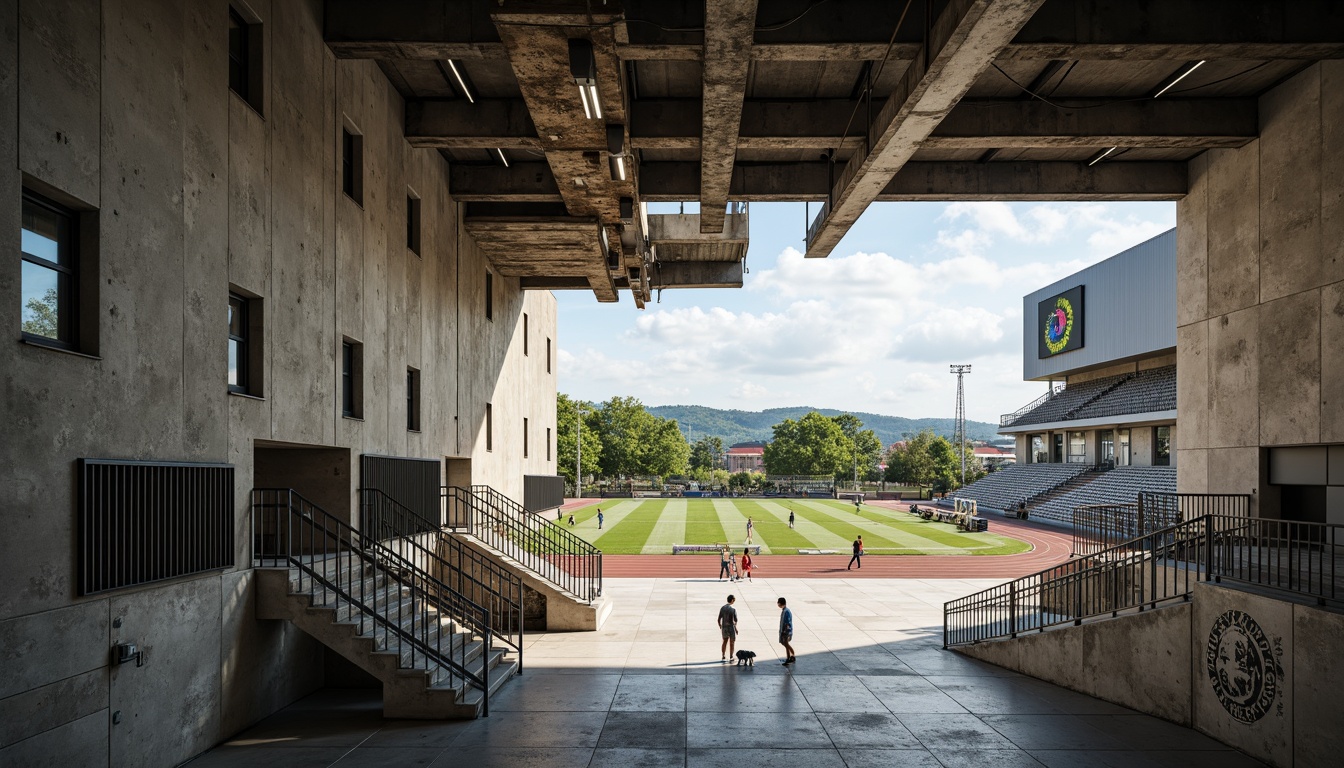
[804,0,1047,258]
[637,161,1186,202]
[698,0,757,234]
[520,277,593,289]
[649,261,745,289]
[406,100,540,150]
[450,163,562,202]
[926,98,1258,149]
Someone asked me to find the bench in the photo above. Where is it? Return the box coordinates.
[672,544,762,555]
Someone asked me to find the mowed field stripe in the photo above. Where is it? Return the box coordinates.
[733,499,813,553]
[798,500,1005,553]
[754,500,851,550]
[588,500,660,550]
[712,498,772,554]
[641,499,687,553]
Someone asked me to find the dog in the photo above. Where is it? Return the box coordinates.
[735,649,756,666]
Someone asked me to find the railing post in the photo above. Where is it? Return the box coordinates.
[1009,582,1017,637]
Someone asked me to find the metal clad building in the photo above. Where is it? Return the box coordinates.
[1023,229,1175,381]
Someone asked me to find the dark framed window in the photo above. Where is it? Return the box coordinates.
[407,367,421,431]
[546,427,551,461]
[485,403,493,452]
[407,193,421,255]
[1154,426,1171,466]
[523,417,529,458]
[21,190,78,349]
[228,6,262,113]
[341,339,363,418]
[485,271,493,320]
[342,127,363,204]
[228,293,248,393]
[546,337,551,373]
[523,313,529,355]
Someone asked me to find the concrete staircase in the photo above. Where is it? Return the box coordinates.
[256,557,516,718]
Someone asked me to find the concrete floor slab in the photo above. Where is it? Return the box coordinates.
[188,578,1266,768]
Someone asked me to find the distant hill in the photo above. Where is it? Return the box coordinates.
[646,405,1001,448]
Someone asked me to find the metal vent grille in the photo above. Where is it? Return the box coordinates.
[78,459,234,595]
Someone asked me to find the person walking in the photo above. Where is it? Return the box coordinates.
[568,514,576,527]
[847,534,863,570]
[718,595,738,661]
[740,548,753,582]
[719,546,732,581]
[788,508,795,528]
[777,597,795,664]
[597,509,604,529]
[745,516,754,544]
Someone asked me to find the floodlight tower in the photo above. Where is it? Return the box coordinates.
[950,365,972,486]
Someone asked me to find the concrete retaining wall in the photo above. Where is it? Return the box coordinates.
[0,1,557,764]
[956,582,1344,767]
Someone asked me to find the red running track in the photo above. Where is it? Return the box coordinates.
[561,498,1074,579]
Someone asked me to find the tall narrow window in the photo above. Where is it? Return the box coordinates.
[228,293,249,393]
[523,418,529,457]
[342,127,363,204]
[341,339,363,418]
[1154,426,1171,466]
[228,7,262,113]
[485,272,493,320]
[546,337,552,373]
[406,193,421,255]
[228,288,264,395]
[407,367,421,431]
[546,427,551,461]
[485,404,493,451]
[21,190,78,349]
[523,313,529,355]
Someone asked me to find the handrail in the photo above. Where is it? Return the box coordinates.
[946,511,1343,647]
[452,485,602,603]
[1000,384,1062,427]
[360,488,524,670]
[251,488,493,715]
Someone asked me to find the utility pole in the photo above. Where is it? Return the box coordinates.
[575,404,588,499]
[950,365,972,487]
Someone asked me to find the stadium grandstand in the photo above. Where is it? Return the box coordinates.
[949,230,1178,523]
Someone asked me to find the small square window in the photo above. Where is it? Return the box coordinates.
[407,367,421,432]
[485,271,493,320]
[342,127,363,204]
[341,339,363,418]
[407,193,421,256]
[228,6,263,113]
[228,288,264,395]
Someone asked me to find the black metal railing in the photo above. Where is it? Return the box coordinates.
[252,488,493,715]
[946,511,1343,647]
[1140,491,1249,521]
[451,485,602,603]
[999,385,1062,427]
[360,488,524,668]
[1071,502,1179,557]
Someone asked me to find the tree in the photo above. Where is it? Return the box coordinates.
[885,429,956,489]
[832,413,882,483]
[688,436,724,472]
[762,411,848,477]
[556,394,602,486]
[589,395,690,477]
[22,287,59,338]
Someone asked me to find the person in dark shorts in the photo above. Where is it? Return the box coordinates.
[777,597,795,664]
[788,509,795,528]
[847,534,863,570]
[719,546,732,581]
[718,595,738,661]
[597,509,604,529]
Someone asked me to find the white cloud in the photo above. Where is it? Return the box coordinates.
[733,382,767,399]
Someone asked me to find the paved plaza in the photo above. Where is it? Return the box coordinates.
[188,578,1264,768]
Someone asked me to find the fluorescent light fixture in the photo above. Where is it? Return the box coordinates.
[445,59,475,104]
[494,147,510,168]
[1152,60,1205,98]
[1086,146,1118,167]
[612,156,626,181]
[607,124,626,181]
[569,39,600,120]
[599,225,610,253]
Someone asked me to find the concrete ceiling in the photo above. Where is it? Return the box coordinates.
[325,0,1344,303]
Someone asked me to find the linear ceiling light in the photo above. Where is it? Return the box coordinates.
[1086,146,1118,167]
[494,147,510,168]
[445,59,475,104]
[606,124,627,181]
[569,39,601,119]
[1152,60,1205,98]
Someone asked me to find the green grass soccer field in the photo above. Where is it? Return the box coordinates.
[555,498,1032,556]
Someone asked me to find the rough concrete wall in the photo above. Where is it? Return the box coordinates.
[0,0,558,764]
[1176,62,1344,511]
[956,603,1193,725]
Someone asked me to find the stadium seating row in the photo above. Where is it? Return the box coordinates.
[1027,465,1176,524]
[945,463,1092,514]
[1003,365,1176,428]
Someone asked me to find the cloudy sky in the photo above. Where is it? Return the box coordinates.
[556,199,1175,425]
